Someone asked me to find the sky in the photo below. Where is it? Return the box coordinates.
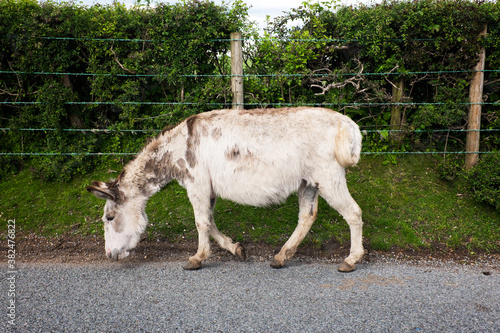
[59,0,372,31]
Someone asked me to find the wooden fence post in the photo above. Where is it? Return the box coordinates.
[390,78,404,141]
[230,32,244,110]
[465,26,487,170]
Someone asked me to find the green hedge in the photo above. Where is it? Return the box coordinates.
[0,0,499,181]
[0,0,249,179]
[251,0,499,131]
[465,153,500,210]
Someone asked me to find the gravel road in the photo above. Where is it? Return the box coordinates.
[2,258,499,332]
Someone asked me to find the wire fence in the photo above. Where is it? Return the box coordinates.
[2,35,499,42]
[1,126,498,156]
[2,69,500,77]
[0,151,495,156]
[2,127,499,133]
[1,35,499,157]
[1,101,499,107]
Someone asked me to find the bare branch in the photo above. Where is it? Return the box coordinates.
[110,45,136,74]
[383,65,401,90]
[310,60,365,96]
[484,78,500,86]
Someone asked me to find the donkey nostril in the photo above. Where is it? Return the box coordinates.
[106,215,115,222]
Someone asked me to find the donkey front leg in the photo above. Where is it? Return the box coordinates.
[184,192,245,270]
[183,192,213,270]
[207,197,246,261]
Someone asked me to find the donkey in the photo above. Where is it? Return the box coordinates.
[87,107,364,272]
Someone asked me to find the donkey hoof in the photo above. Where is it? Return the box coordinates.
[235,243,246,260]
[270,258,285,269]
[338,261,355,272]
[183,259,202,271]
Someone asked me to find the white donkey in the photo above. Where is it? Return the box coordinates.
[87,107,364,272]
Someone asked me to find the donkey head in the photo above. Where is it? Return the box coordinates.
[86,172,148,260]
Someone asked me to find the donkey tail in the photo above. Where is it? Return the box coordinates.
[334,118,362,168]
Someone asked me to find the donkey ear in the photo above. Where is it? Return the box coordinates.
[87,183,116,201]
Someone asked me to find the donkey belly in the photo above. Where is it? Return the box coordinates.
[211,159,303,206]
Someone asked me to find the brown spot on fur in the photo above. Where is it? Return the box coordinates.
[184,115,201,168]
[225,144,240,160]
[211,127,222,140]
[139,151,178,195]
[187,131,200,149]
[141,150,195,194]
[194,119,209,137]
[144,159,156,176]
[185,149,197,168]
[176,159,193,181]
[245,149,254,160]
[177,158,187,169]
[186,115,198,137]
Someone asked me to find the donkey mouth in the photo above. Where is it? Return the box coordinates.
[107,248,131,260]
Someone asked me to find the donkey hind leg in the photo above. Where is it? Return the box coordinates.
[271,180,319,269]
[318,176,364,273]
[184,195,245,271]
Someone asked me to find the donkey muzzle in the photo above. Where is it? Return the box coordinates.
[106,248,130,260]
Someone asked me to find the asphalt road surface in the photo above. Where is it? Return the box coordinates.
[2,259,499,332]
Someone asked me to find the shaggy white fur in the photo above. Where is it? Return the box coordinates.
[87,107,364,272]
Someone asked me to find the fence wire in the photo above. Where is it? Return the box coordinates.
[2,35,497,43]
[1,128,499,133]
[2,69,500,78]
[0,151,496,156]
[1,35,499,157]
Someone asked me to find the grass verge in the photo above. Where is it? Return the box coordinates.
[1,155,499,253]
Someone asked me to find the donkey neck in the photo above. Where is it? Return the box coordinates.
[125,133,190,198]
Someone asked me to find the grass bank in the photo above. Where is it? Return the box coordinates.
[1,155,499,253]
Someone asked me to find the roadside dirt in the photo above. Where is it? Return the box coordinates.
[10,233,500,270]
[14,233,344,264]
